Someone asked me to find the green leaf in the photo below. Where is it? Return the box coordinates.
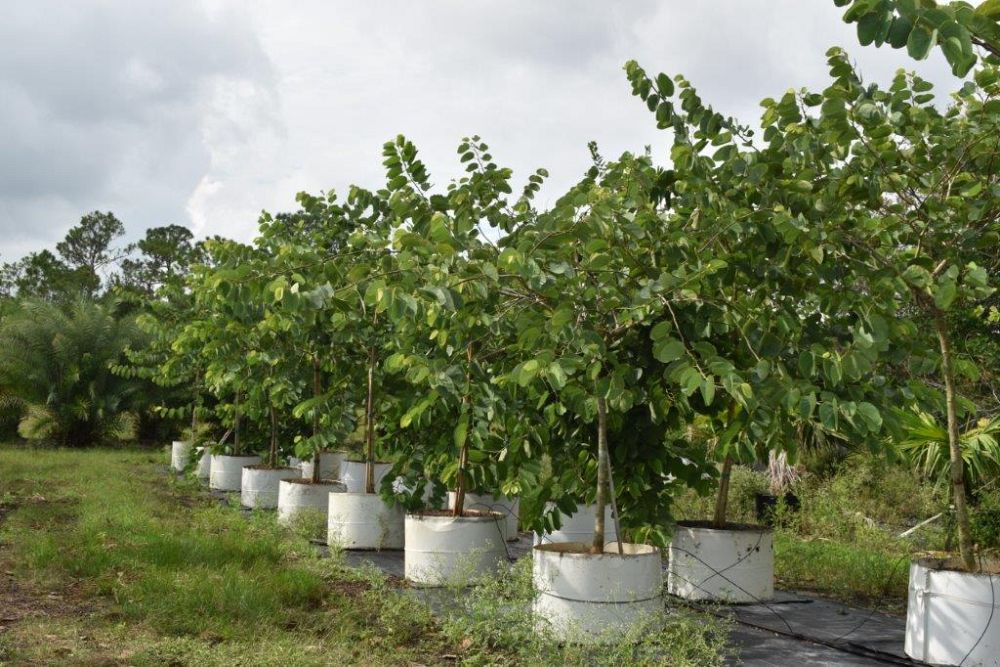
[700,378,716,406]
[857,402,882,432]
[819,401,839,430]
[934,280,957,310]
[653,338,686,363]
[907,24,936,60]
[547,361,568,390]
[656,73,674,96]
[453,416,469,449]
[650,321,672,341]
[979,0,1000,18]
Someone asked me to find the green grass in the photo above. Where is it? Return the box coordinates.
[773,533,911,612]
[0,445,445,665]
[0,445,734,666]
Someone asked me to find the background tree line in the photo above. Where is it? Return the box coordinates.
[0,212,205,445]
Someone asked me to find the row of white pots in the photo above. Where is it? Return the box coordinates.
[177,447,1000,657]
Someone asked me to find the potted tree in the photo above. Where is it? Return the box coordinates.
[500,151,687,641]
[176,240,268,492]
[620,59,893,605]
[781,51,1000,665]
[382,136,525,585]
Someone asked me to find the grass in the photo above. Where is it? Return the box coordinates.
[0,445,733,666]
[0,445,445,665]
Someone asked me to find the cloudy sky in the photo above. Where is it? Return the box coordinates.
[0,1,960,261]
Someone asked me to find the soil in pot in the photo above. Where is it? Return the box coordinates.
[327,492,404,550]
[668,520,774,603]
[404,510,508,587]
[533,542,663,643]
[905,555,1000,666]
[447,491,520,541]
[240,465,297,510]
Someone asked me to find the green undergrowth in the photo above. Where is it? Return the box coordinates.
[0,445,734,666]
[438,558,733,667]
[0,446,444,664]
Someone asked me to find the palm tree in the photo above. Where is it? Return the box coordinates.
[0,299,146,446]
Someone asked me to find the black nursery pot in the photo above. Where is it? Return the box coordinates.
[754,492,800,525]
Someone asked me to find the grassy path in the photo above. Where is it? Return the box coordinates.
[0,447,445,666]
[0,447,734,666]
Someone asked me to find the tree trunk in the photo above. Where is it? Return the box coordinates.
[592,396,609,554]
[713,455,734,529]
[936,317,976,571]
[312,357,322,484]
[269,403,278,468]
[233,391,241,455]
[453,344,474,517]
[364,346,377,494]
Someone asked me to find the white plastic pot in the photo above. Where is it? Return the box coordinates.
[405,512,508,586]
[277,479,346,526]
[328,492,404,550]
[667,521,773,603]
[448,492,519,541]
[195,448,211,481]
[534,503,618,546]
[240,466,297,509]
[209,454,261,492]
[170,440,192,472]
[905,556,1000,666]
[341,460,393,493]
[533,542,663,643]
[300,451,346,481]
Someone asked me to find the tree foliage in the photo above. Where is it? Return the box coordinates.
[834,0,1000,75]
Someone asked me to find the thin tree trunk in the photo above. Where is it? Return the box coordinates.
[269,403,278,468]
[364,346,377,494]
[713,456,733,529]
[604,416,624,554]
[593,396,609,554]
[453,344,474,517]
[312,356,322,483]
[233,390,241,455]
[936,317,976,571]
[713,401,738,529]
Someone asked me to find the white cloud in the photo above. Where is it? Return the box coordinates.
[0,0,965,261]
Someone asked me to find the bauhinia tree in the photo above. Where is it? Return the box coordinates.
[833,0,1000,75]
[382,135,537,516]
[626,46,999,570]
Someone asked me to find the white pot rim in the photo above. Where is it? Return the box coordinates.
[913,554,1000,577]
[244,465,298,471]
[280,478,344,487]
[675,520,772,534]
[406,511,504,524]
[534,542,658,558]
